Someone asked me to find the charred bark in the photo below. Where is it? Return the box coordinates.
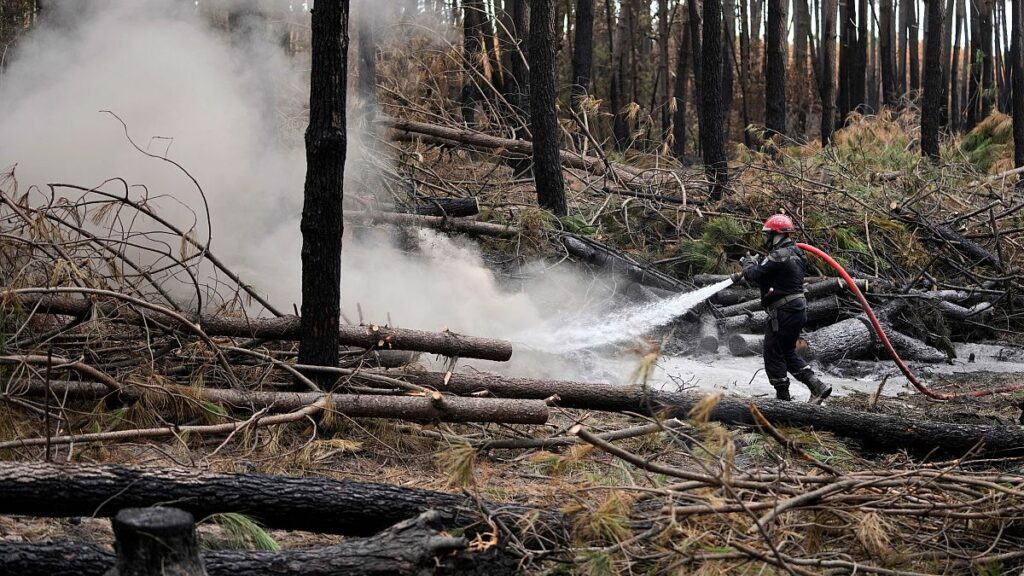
[570,0,594,115]
[0,463,565,542]
[819,0,838,143]
[673,12,691,158]
[1014,0,1024,168]
[299,0,349,382]
[561,234,694,292]
[764,0,786,135]
[701,0,729,199]
[0,511,519,576]
[921,0,945,160]
[107,508,206,576]
[399,371,1024,455]
[529,0,568,216]
[399,197,480,217]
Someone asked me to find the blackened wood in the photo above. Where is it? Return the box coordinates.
[0,463,564,541]
[879,0,897,106]
[701,0,729,199]
[530,0,568,216]
[106,507,205,576]
[561,234,694,292]
[765,0,787,135]
[399,197,480,217]
[819,0,838,144]
[718,296,841,332]
[1013,0,1024,167]
[299,0,349,383]
[921,0,944,160]
[673,10,691,158]
[461,0,486,125]
[401,370,1024,455]
[0,512,519,576]
[14,295,513,361]
[349,209,517,238]
[570,0,594,111]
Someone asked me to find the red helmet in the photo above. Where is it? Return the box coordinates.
[762,214,795,233]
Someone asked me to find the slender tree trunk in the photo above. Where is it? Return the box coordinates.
[951,0,964,129]
[461,0,486,125]
[899,0,910,92]
[838,0,852,118]
[909,0,920,92]
[740,0,754,143]
[530,0,568,216]
[299,1,349,380]
[658,0,671,135]
[722,0,737,138]
[610,1,629,148]
[941,0,955,124]
[765,0,787,134]
[688,0,704,153]
[357,7,377,120]
[967,0,984,128]
[794,0,812,135]
[1003,0,1013,112]
[879,0,897,105]
[673,7,692,158]
[921,0,944,160]
[820,0,839,143]
[1013,0,1024,167]
[981,0,995,119]
[702,0,729,198]
[570,0,593,113]
[853,0,867,108]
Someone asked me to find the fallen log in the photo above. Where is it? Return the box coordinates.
[718,296,842,332]
[892,204,1004,269]
[716,278,863,316]
[346,210,518,238]
[399,196,480,217]
[383,117,657,186]
[698,313,720,353]
[4,380,550,425]
[561,234,693,292]
[395,371,1024,455]
[727,333,762,356]
[6,294,514,362]
[0,463,565,542]
[0,511,518,576]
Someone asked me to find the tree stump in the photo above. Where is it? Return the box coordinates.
[105,507,206,576]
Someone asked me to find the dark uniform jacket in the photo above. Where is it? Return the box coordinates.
[741,238,807,308]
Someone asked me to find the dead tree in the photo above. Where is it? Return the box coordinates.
[1013,0,1024,168]
[921,0,945,160]
[529,0,568,216]
[299,0,349,382]
[765,0,787,135]
[107,508,206,576]
[701,0,729,199]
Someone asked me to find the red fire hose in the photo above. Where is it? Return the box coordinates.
[796,243,1024,400]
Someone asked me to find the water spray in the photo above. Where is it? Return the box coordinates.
[797,243,1024,400]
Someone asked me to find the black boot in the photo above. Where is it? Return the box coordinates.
[769,378,792,401]
[795,368,832,405]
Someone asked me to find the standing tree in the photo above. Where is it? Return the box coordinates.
[921,0,944,160]
[819,0,839,144]
[461,0,485,125]
[765,0,787,135]
[298,0,349,382]
[530,0,567,216]
[570,0,594,117]
[879,0,897,106]
[673,10,691,158]
[1013,0,1024,168]
[702,0,729,199]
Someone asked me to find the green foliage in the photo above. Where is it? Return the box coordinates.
[960,113,1013,173]
[675,239,718,273]
[578,551,616,576]
[201,513,280,551]
[701,216,745,248]
[559,214,597,235]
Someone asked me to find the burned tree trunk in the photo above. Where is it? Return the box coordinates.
[400,371,1024,455]
[461,0,486,125]
[0,511,518,576]
[819,0,838,143]
[921,0,944,160]
[701,0,729,198]
[107,508,206,576]
[0,463,564,541]
[1013,0,1024,168]
[530,0,568,216]
[299,0,349,382]
[673,13,691,158]
[570,0,594,116]
[765,0,787,135]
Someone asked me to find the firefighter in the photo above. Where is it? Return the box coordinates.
[729,214,832,404]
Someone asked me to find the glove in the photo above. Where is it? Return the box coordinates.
[740,252,760,268]
[729,271,745,283]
